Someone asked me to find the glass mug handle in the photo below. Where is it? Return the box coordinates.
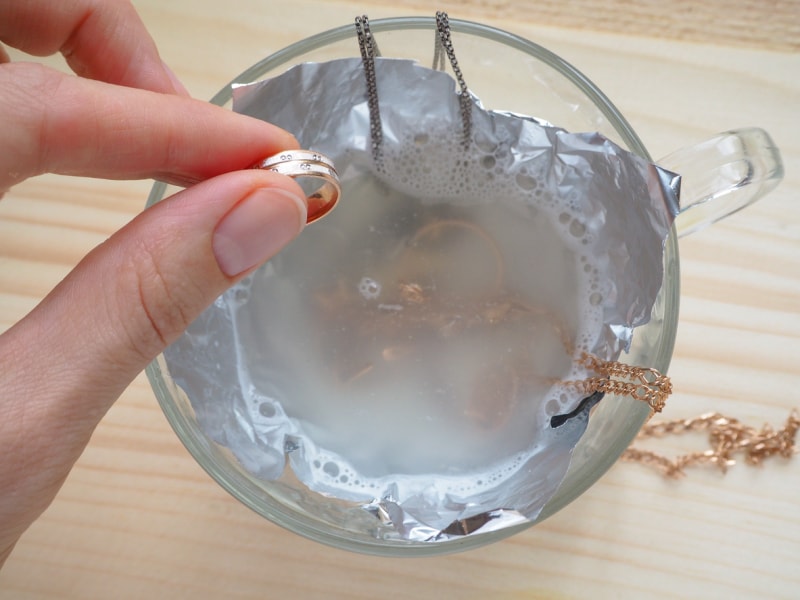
[657,128,784,238]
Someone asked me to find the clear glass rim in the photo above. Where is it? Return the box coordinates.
[146,15,680,556]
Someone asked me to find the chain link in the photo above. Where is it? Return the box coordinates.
[565,352,672,413]
[623,411,800,477]
[355,15,383,163]
[568,355,797,477]
[435,12,473,148]
[355,12,474,160]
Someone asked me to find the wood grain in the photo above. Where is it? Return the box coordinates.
[392,0,800,51]
[1,1,799,598]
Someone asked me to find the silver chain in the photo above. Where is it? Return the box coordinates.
[355,15,383,163]
[435,12,472,148]
[355,12,472,160]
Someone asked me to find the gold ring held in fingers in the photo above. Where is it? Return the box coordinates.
[253,150,341,224]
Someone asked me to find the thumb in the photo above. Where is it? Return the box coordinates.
[0,169,306,543]
[9,168,307,417]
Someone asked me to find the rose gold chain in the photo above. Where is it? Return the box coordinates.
[622,411,800,477]
[565,353,673,413]
[564,354,799,478]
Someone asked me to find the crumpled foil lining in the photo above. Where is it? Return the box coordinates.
[164,57,680,542]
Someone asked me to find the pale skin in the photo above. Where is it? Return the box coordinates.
[0,0,309,567]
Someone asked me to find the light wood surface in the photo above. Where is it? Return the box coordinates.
[1,1,799,598]
[394,0,800,51]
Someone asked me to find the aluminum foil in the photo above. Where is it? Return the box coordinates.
[163,57,680,542]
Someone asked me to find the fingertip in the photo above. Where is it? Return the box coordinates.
[212,186,307,277]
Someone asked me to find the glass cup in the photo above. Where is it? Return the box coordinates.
[146,17,783,556]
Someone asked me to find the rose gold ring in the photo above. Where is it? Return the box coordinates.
[253,150,340,224]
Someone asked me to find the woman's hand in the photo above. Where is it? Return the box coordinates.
[0,0,307,566]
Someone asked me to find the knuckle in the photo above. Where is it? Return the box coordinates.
[0,63,63,182]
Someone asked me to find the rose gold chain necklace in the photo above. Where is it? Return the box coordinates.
[622,410,800,478]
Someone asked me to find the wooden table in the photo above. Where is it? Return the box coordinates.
[2,1,798,597]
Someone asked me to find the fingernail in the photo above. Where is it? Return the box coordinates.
[161,61,191,97]
[213,188,306,276]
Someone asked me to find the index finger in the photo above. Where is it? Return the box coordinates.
[0,0,182,94]
[0,63,299,190]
